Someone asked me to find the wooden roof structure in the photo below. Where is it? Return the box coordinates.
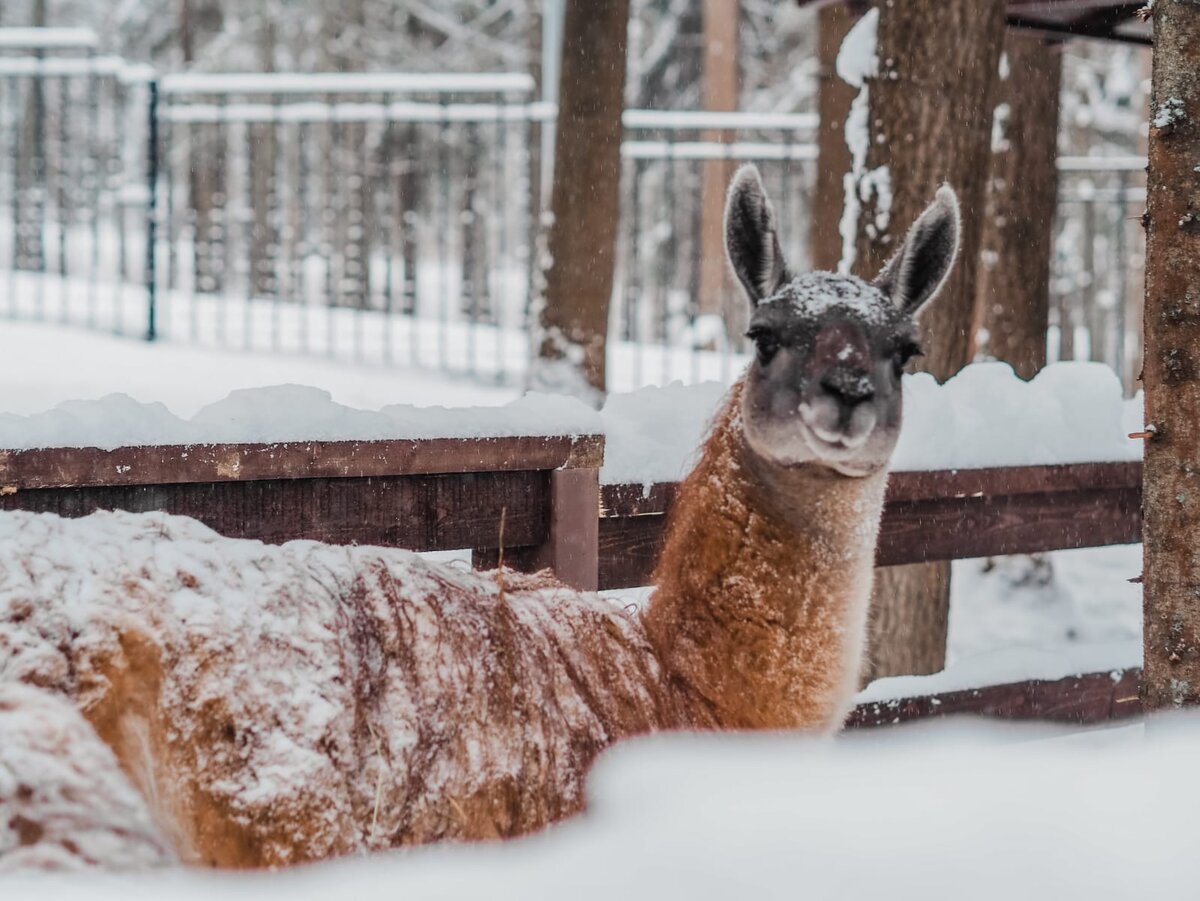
[796,1,1152,45]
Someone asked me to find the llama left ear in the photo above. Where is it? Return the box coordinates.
[724,164,791,306]
[873,185,960,316]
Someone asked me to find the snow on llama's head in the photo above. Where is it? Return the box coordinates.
[725,164,959,478]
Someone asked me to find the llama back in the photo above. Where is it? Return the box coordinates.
[0,509,675,867]
[0,682,176,871]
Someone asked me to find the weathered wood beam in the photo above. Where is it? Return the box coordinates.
[598,463,1143,591]
[0,470,548,552]
[847,668,1142,728]
[0,434,604,490]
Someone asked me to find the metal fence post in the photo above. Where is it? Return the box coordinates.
[145,77,159,341]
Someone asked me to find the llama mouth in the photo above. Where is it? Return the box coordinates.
[797,407,872,453]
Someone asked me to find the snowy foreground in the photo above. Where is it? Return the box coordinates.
[3,715,1194,898]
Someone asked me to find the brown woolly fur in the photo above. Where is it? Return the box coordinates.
[644,380,886,731]
[0,682,177,871]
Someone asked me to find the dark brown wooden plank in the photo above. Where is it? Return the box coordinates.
[597,467,1143,590]
[601,463,1143,517]
[846,668,1142,728]
[876,484,1142,566]
[0,434,605,491]
[884,461,1142,504]
[599,514,667,590]
[600,482,677,517]
[0,470,549,552]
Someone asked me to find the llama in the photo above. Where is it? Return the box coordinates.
[0,166,959,869]
[0,682,176,871]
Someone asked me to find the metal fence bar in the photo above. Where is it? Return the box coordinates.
[144,78,158,341]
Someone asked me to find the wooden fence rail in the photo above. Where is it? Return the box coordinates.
[0,438,1144,728]
[598,461,1142,589]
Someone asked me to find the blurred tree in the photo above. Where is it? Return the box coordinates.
[846,0,1006,680]
[975,32,1063,380]
[696,0,738,336]
[532,0,630,399]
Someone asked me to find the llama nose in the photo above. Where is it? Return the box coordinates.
[820,370,874,407]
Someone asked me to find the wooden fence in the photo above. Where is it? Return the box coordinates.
[0,436,1144,727]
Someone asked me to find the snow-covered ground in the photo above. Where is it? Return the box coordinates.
[0,318,518,416]
[2,714,1195,896]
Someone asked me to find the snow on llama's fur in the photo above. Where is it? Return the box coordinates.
[0,167,960,868]
[0,682,175,870]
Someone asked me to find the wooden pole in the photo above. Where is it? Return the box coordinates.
[697,0,739,331]
[535,0,631,397]
[1141,0,1200,711]
[975,31,1062,379]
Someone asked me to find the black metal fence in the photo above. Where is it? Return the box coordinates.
[0,33,1148,393]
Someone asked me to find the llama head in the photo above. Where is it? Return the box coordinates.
[725,164,959,477]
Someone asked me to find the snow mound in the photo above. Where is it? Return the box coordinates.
[4,719,1200,898]
[892,361,1140,471]
[0,683,175,871]
[0,387,602,450]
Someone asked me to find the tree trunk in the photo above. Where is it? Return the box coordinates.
[250,16,279,300]
[533,0,631,399]
[181,0,226,295]
[975,32,1062,380]
[322,0,370,309]
[696,0,738,335]
[853,0,1006,680]
[810,3,858,272]
[1141,0,1200,711]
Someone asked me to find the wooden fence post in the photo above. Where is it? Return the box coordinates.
[533,466,600,592]
[1141,0,1200,711]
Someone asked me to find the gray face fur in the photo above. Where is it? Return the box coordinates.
[725,165,960,478]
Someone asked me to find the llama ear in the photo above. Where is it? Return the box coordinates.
[873,185,960,316]
[724,164,791,306]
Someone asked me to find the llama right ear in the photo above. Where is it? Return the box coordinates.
[873,185,961,316]
[724,164,790,306]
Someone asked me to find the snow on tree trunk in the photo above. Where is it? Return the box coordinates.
[847,0,1006,680]
[975,32,1062,380]
[811,3,859,272]
[531,0,631,403]
[1141,0,1200,711]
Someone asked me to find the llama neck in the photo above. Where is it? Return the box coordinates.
[642,382,888,731]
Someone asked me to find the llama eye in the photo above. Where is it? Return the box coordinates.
[746,328,780,366]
